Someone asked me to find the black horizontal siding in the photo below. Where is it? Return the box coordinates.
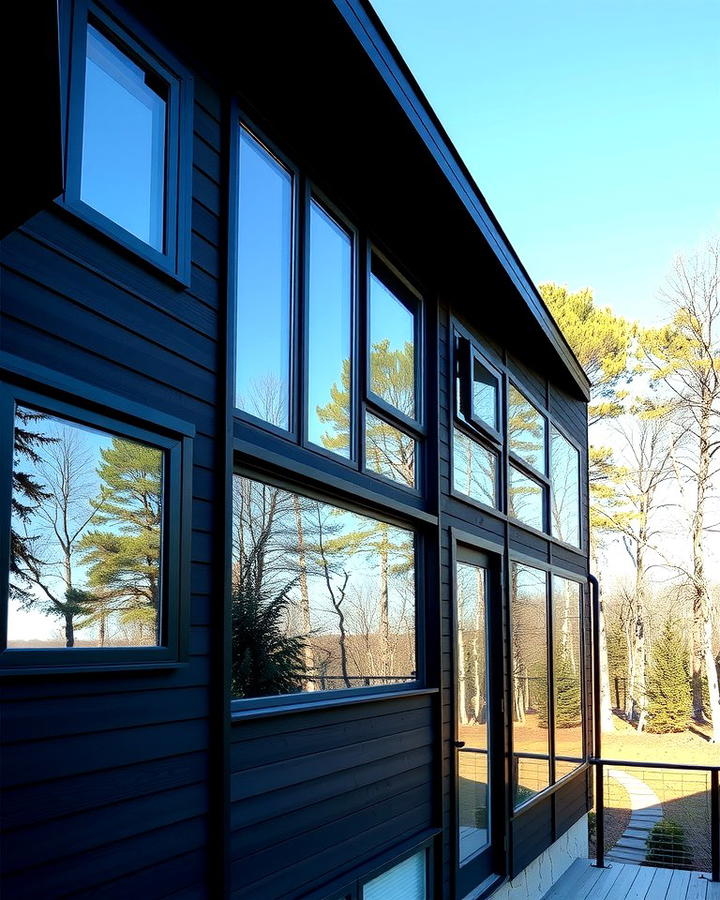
[0,69,223,896]
[229,695,434,896]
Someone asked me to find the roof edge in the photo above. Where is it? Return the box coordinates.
[333,0,591,401]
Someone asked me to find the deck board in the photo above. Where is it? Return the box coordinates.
[542,861,715,900]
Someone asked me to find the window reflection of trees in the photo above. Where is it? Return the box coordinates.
[10,407,163,648]
[456,562,488,732]
[508,385,546,474]
[553,576,583,779]
[316,340,417,487]
[508,466,543,531]
[453,429,496,508]
[550,427,580,547]
[511,563,550,807]
[366,413,415,488]
[231,475,416,699]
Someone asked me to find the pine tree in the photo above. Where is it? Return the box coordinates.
[645,619,690,734]
[78,437,163,644]
[10,407,56,603]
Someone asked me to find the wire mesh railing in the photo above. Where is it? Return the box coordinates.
[592,759,720,880]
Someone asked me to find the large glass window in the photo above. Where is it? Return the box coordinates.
[306,201,353,458]
[553,576,584,780]
[456,561,490,864]
[234,129,293,430]
[232,131,425,486]
[8,405,164,649]
[551,427,580,547]
[453,428,497,508]
[231,475,416,699]
[508,385,546,474]
[511,564,550,808]
[508,465,544,531]
[81,24,167,250]
[511,564,586,807]
[369,273,416,420]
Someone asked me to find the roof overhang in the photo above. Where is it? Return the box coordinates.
[334,0,590,401]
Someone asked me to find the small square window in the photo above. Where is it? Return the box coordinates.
[1,380,191,672]
[452,428,497,508]
[471,354,499,432]
[550,426,581,547]
[365,412,416,489]
[508,385,546,475]
[82,24,167,250]
[508,465,545,532]
[368,270,418,422]
[362,850,427,899]
[62,2,191,280]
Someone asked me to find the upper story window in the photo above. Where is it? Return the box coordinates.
[232,121,424,494]
[307,201,353,457]
[81,24,166,249]
[452,334,502,510]
[550,426,580,547]
[453,324,583,548]
[369,272,416,421]
[508,385,546,475]
[471,352,499,433]
[63,1,191,280]
[234,128,293,430]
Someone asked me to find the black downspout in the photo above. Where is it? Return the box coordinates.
[589,573,606,869]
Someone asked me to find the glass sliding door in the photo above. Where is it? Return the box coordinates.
[454,548,503,895]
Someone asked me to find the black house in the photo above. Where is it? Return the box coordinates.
[1,2,592,897]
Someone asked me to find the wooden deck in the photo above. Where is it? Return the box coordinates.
[542,859,720,900]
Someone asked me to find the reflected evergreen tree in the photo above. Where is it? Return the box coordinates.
[10,408,56,603]
[13,424,103,646]
[231,583,306,698]
[79,438,163,644]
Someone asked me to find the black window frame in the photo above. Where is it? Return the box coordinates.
[0,353,193,674]
[230,118,301,442]
[549,422,583,550]
[451,317,586,553]
[229,464,428,716]
[506,379,550,533]
[508,557,588,813]
[302,188,360,468]
[451,329,503,514]
[362,250,425,495]
[229,111,425,500]
[59,0,193,284]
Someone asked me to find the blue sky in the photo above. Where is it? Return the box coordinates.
[372,0,720,325]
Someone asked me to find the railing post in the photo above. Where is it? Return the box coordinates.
[712,769,720,882]
[595,761,605,869]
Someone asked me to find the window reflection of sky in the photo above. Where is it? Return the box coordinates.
[81,25,166,249]
[235,130,292,428]
[307,202,352,455]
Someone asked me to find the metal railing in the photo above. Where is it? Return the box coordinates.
[589,575,720,881]
[592,757,720,879]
